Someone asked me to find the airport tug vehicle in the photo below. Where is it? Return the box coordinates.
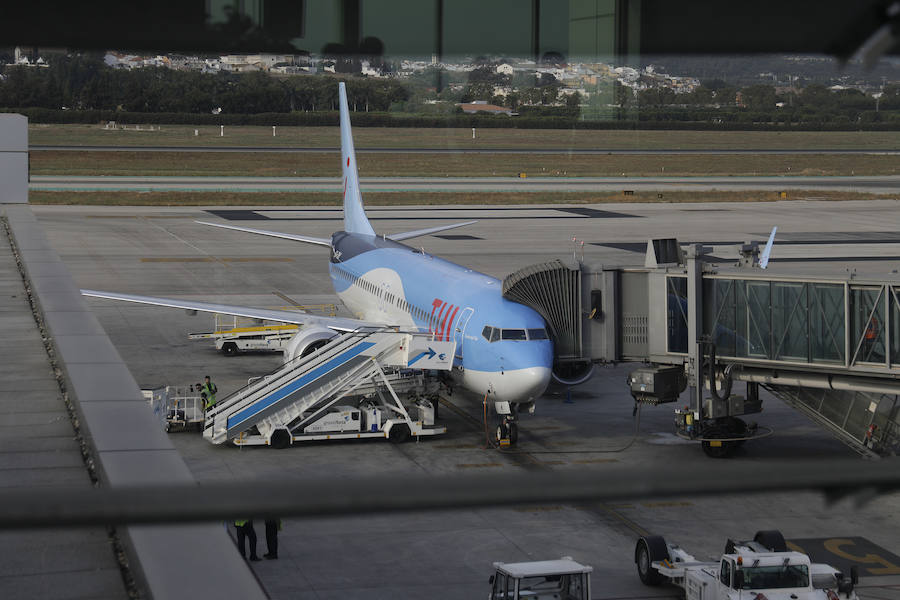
[489,557,592,600]
[635,531,858,600]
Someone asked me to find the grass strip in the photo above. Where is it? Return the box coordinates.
[29,124,900,151]
[29,150,900,177]
[29,190,894,207]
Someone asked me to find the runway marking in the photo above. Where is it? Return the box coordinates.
[86,215,188,219]
[592,504,651,538]
[143,219,210,259]
[141,257,214,262]
[140,257,293,263]
[788,538,900,577]
[433,443,481,449]
[513,505,565,512]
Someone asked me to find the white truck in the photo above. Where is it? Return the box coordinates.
[489,557,592,600]
[635,531,859,600]
[188,317,298,356]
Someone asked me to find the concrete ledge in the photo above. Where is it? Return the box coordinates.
[0,114,27,205]
[3,203,266,600]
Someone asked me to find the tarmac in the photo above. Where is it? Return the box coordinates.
[4,198,900,599]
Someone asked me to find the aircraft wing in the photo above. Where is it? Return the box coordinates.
[195,221,332,247]
[387,221,477,242]
[81,289,374,332]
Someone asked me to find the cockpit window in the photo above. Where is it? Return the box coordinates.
[482,326,495,341]
[527,328,548,340]
[501,329,526,341]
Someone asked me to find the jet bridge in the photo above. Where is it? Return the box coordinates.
[203,328,453,448]
[506,241,900,458]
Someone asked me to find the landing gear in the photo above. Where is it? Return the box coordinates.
[495,415,518,446]
[700,417,749,458]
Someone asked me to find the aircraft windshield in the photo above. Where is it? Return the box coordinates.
[739,565,809,590]
[502,329,527,341]
[528,328,548,340]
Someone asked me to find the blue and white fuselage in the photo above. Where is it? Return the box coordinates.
[328,231,553,404]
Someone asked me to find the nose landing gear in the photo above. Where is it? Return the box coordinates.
[490,400,518,447]
[496,415,518,446]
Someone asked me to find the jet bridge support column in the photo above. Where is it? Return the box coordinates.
[686,245,706,422]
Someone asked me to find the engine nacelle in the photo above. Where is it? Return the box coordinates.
[284,327,339,363]
[552,359,595,386]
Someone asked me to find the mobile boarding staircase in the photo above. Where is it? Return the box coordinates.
[202,328,450,448]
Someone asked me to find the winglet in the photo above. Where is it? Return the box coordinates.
[760,226,777,269]
[339,82,376,236]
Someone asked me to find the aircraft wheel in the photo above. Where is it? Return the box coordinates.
[508,422,518,445]
[389,424,410,444]
[270,429,291,449]
[754,530,787,552]
[701,428,737,458]
[635,535,669,586]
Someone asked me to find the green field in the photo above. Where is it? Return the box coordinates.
[28,123,900,151]
[29,150,900,177]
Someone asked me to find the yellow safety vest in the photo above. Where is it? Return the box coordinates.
[202,382,217,409]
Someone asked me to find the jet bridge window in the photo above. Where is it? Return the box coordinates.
[667,276,689,354]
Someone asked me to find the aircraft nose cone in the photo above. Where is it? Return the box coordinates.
[495,366,552,404]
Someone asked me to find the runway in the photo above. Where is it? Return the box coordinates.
[30,174,900,194]
[30,144,900,155]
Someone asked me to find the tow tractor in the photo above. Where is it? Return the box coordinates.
[635,531,859,600]
[489,557,592,600]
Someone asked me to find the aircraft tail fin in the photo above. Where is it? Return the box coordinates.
[339,82,376,236]
[760,226,777,269]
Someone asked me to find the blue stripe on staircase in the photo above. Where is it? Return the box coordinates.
[226,341,375,430]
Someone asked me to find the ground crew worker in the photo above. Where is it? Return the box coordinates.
[234,518,260,561]
[202,375,218,410]
[264,519,281,559]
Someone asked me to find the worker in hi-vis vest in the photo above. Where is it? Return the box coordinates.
[201,375,217,410]
[233,519,260,561]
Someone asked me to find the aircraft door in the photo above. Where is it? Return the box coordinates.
[453,307,475,359]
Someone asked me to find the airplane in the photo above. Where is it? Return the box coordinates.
[83,82,555,442]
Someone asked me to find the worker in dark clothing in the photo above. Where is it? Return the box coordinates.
[234,519,260,561]
[264,519,281,559]
[202,375,218,411]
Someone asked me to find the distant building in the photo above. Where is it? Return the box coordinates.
[457,101,517,115]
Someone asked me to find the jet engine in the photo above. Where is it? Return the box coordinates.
[552,359,595,386]
[284,327,339,362]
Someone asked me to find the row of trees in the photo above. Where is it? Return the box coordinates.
[0,53,409,114]
[2,53,899,128]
